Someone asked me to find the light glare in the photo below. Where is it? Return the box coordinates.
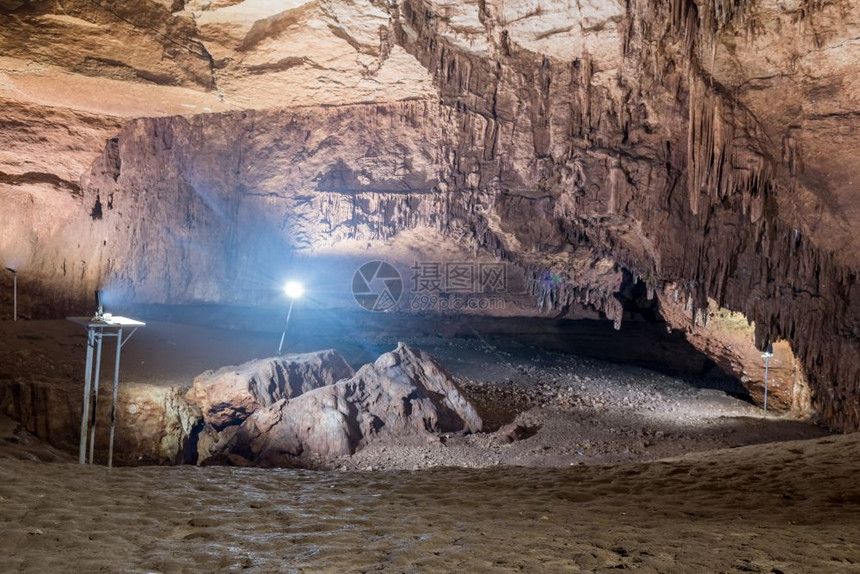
[284,281,304,299]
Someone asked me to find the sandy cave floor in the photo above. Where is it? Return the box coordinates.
[1,421,859,572]
[1,319,858,572]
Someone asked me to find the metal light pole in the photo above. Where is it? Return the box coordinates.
[5,267,16,321]
[278,281,304,355]
[761,344,774,414]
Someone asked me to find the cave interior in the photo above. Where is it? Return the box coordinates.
[1,0,860,569]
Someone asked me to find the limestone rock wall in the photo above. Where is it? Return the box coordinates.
[0,0,858,430]
[0,379,202,465]
[658,286,812,416]
[391,0,860,428]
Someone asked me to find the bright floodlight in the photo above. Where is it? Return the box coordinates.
[284,281,304,299]
[278,281,304,354]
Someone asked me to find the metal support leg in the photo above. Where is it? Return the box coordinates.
[763,356,770,415]
[108,328,123,469]
[88,330,104,464]
[79,329,95,464]
[11,273,16,322]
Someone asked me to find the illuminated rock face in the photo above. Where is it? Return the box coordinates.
[1,1,859,429]
[205,343,482,464]
[187,349,355,429]
[657,287,812,417]
[0,379,201,465]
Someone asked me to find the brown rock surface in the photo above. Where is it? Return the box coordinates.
[0,413,73,463]
[206,343,482,465]
[186,349,355,429]
[658,285,812,416]
[0,0,858,430]
[0,379,201,465]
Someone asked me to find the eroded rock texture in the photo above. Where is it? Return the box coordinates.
[658,285,812,416]
[0,379,201,465]
[202,343,482,466]
[187,349,355,429]
[1,1,858,429]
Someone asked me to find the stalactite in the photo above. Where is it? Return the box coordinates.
[685,75,771,218]
[67,0,860,431]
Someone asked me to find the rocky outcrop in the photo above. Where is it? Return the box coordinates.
[199,343,482,466]
[0,342,479,467]
[0,413,73,464]
[658,286,812,417]
[0,379,201,465]
[186,349,355,429]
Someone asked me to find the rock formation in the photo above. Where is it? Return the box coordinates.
[200,343,482,466]
[0,379,201,465]
[187,349,355,429]
[658,285,812,416]
[0,343,479,467]
[0,1,858,429]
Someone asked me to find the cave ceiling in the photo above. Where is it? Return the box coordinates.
[0,0,858,430]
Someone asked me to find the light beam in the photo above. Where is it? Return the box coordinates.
[278,281,304,354]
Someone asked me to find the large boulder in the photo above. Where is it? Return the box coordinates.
[186,349,354,429]
[204,343,482,466]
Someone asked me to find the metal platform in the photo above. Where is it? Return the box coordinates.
[67,316,145,468]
